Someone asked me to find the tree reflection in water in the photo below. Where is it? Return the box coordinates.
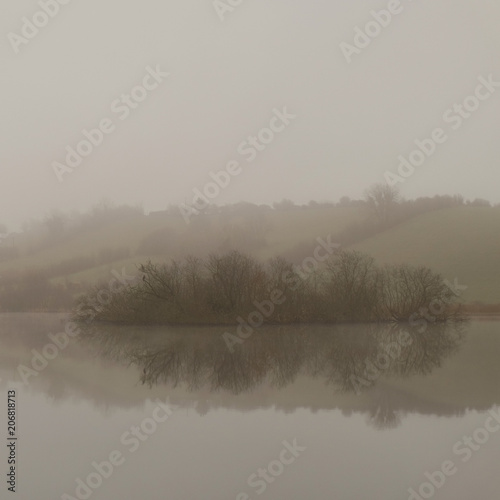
[80,322,466,428]
[78,323,465,400]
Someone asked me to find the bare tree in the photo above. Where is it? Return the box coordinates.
[324,250,382,321]
[380,264,455,322]
[205,251,265,313]
[364,184,401,225]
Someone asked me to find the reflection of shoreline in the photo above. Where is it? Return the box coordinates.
[1,314,500,429]
[81,322,466,388]
[75,321,468,428]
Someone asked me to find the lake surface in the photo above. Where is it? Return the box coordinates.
[0,314,499,500]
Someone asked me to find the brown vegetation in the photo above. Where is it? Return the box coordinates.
[72,249,464,326]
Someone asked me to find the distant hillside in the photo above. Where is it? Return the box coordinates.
[0,204,366,279]
[351,206,500,303]
[0,198,499,310]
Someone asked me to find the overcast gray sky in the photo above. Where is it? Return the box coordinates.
[2,0,500,229]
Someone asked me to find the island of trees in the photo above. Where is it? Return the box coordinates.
[72,249,463,326]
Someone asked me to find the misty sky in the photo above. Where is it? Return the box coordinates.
[2,0,500,230]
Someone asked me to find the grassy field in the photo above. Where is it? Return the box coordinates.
[351,206,500,303]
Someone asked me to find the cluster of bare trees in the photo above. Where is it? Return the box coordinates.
[323,252,460,323]
[73,250,463,326]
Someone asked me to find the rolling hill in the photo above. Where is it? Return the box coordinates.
[1,202,499,307]
[351,206,500,303]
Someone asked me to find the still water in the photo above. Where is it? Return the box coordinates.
[0,314,498,500]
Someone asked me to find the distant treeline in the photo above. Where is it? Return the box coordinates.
[2,190,495,263]
[73,250,463,325]
[137,190,495,258]
[19,202,143,256]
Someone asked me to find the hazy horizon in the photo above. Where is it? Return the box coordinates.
[2,0,500,230]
